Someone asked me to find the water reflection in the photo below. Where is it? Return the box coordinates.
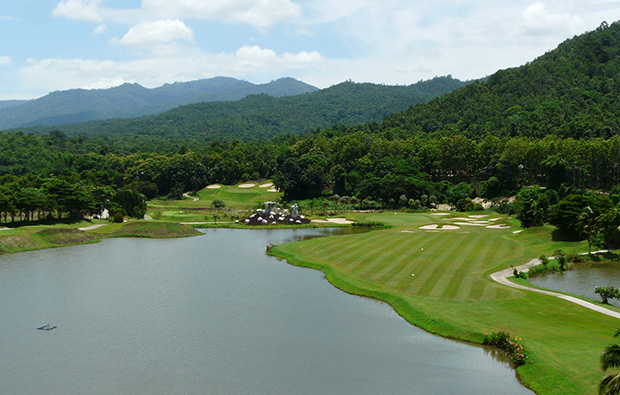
[529,261,620,307]
[0,228,532,394]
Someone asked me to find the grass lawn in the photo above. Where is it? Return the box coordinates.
[271,211,616,395]
[147,181,282,222]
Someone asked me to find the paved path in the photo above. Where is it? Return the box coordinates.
[183,193,199,202]
[490,252,620,320]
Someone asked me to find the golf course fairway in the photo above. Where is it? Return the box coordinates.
[271,212,620,395]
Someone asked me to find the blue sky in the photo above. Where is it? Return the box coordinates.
[1,1,620,99]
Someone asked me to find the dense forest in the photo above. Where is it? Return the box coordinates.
[11,77,468,142]
[2,21,620,242]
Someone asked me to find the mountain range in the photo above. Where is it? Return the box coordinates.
[13,76,469,142]
[0,77,318,130]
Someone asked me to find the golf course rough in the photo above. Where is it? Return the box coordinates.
[270,212,620,395]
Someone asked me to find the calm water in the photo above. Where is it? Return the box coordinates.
[529,261,620,307]
[0,228,532,394]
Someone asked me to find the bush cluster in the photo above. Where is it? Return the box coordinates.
[483,329,528,366]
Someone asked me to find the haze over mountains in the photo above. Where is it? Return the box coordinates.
[0,77,318,130]
[10,76,469,142]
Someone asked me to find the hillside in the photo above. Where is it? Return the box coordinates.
[0,77,318,129]
[14,76,468,142]
[383,21,620,139]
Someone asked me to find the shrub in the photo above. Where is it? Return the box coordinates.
[483,329,528,366]
[212,199,226,208]
[112,212,124,223]
[539,254,549,266]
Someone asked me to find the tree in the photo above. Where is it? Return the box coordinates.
[578,206,601,254]
[600,329,620,395]
[112,189,147,219]
[595,286,620,304]
[515,188,549,228]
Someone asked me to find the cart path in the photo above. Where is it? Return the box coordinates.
[183,193,199,201]
[490,251,620,320]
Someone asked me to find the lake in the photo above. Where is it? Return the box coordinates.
[0,228,532,394]
[529,260,620,308]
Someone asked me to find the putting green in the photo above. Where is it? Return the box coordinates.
[273,212,619,395]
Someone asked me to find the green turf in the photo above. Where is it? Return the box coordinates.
[147,181,282,222]
[272,212,614,395]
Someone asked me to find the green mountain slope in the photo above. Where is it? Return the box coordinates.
[0,77,318,129]
[383,21,620,139]
[15,76,468,142]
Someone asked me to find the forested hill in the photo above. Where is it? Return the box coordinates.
[0,77,318,130]
[382,21,620,139]
[15,76,468,142]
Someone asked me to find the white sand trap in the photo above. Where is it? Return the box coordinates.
[238,183,256,188]
[0,227,10,231]
[419,224,460,230]
[453,222,488,227]
[430,212,451,216]
[78,224,107,231]
[400,230,417,233]
[207,184,221,189]
[513,230,524,234]
[489,218,502,222]
[486,224,511,229]
[259,182,273,188]
[311,218,354,224]
[267,188,278,192]
[469,215,489,219]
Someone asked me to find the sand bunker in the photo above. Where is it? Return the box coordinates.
[267,188,278,192]
[486,224,511,229]
[207,184,221,189]
[311,218,354,224]
[513,230,524,234]
[469,215,489,219]
[419,224,460,230]
[430,212,451,216]
[238,183,256,188]
[259,182,273,188]
[453,222,488,227]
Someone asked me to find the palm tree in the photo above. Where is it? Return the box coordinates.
[600,329,620,395]
[578,206,601,254]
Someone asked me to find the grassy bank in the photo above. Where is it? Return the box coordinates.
[270,212,615,395]
[0,221,202,254]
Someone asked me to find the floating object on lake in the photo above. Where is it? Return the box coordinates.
[37,324,56,330]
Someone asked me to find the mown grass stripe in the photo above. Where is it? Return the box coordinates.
[356,233,426,279]
[453,235,501,300]
[428,233,483,299]
[319,231,389,269]
[343,232,416,274]
[399,234,470,295]
[364,232,444,280]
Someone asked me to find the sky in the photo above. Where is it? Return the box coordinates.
[1,1,620,100]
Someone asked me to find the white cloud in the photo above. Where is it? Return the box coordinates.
[0,56,13,66]
[16,45,325,97]
[52,0,103,23]
[52,0,302,28]
[93,24,107,34]
[141,0,302,28]
[521,2,585,36]
[118,20,195,46]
